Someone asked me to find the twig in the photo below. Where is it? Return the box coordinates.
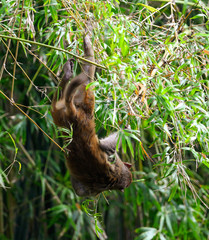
[0,34,106,70]
[0,90,64,152]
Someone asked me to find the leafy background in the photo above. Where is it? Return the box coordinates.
[0,0,208,239]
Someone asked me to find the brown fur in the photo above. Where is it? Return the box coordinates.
[51,29,132,196]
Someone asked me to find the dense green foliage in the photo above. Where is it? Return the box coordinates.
[0,0,209,239]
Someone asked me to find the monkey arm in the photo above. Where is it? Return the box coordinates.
[64,73,89,118]
[82,30,95,81]
[60,58,74,88]
[53,59,74,102]
[64,29,95,118]
[52,59,74,111]
[51,59,74,127]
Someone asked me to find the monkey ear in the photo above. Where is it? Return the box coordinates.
[123,162,132,169]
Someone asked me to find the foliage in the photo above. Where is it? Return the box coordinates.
[0,0,209,239]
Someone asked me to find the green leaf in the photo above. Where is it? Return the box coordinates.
[168,184,177,202]
[125,136,134,157]
[135,227,158,240]
[136,3,159,13]
[122,135,127,153]
[86,81,99,90]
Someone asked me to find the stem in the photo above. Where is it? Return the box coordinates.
[0,90,64,152]
[148,0,209,10]
[0,34,106,70]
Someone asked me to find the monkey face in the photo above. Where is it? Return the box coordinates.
[111,161,132,192]
[71,159,132,197]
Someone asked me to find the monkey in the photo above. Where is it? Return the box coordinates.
[51,28,132,196]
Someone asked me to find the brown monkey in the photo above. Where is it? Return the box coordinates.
[51,29,132,196]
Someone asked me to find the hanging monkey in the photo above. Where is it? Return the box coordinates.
[51,28,132,196]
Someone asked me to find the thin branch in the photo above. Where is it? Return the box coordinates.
[0,34,106,70]
[0,90,64,152]
[11,0,24,100]
[148,0,209,10]
[14,135,63,205]
[1,39,51,101]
